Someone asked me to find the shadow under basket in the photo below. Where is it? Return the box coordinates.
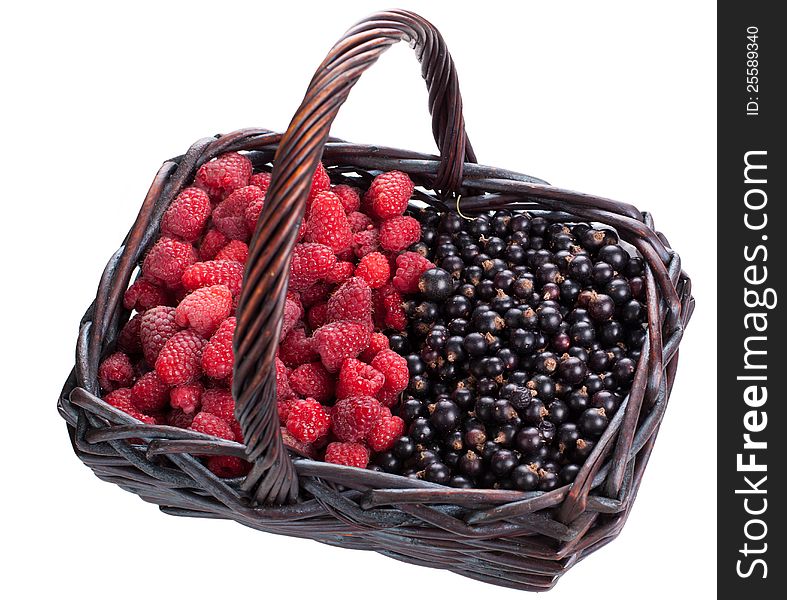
[58,9,694,592]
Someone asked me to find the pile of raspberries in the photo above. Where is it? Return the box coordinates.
[99,151,432,477]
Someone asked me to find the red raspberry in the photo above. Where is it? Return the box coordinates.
[195,152,252,200]
[367,415,405,452]
[281,297,303,340]
[155,329,207,386]
[324,261,354,285]
[308,163,331,203]
[275,357,293,401]
[118,313,144,356]
[332,184,361,213]
[207,456,250,478]
[161,187,211,241]
[200,388,235,422]
[170,382,204,414]
[123,279,171,312]
[359,332,390,363]
[244,195,265,234]
[279,327,318,367]
[198,229,229,261]
[288,362,335,402]
[131,370,170,413]
[249,171,272,192]
[202,317,236,379]
[300,281,331,308]
[352,228,380,258]
[326,277,372,324]
[305,191,353,253]
[377,388,401,408]
[140,306,180,366]
[331,396,383,442]
[213,185,264,241]
[324,442,370,468]
[277,396,296,425]
[182,260,244,296]
[98,352,134,391]
[336,359,385,399]
[168,408,195,429]
[379,216,421,252]
[375,285,407,330]
[215,240,248,263]
[289,243,337,291]
[175,285,233,337]
[307,302,329,330]
[313,320,372,372]
[347,211,374,233]
[189,411,236,441]
[104,388,135,412]
[142,237,197,289]
[371,349,409,393]
[355,251,390,289]
[393,251,435,293]
[286,398,331,443]
[368,171,414,219]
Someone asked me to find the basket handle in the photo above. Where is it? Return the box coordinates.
[233,9,475,503]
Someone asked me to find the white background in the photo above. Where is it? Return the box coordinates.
[1,1,716,598]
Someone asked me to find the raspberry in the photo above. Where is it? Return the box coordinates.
[275,357,293,401]
[279,327,318,367]
[198,229,229,260]
[326,277,372,324]
[359,332,390,363]
[331,396,383,442]
[352,228,380,258]
[367,415,405,452]
[324,442,370,468]
[379,216,421,252]
[189,411,236,441]
[182,260,244,296]
[286,398,331,443]
[376,285,407,330]
[288,362,335,402]
[324,261,354,285]
[347,211,374,233]
[244,195,265,234]
[123,279,171,312]
[104,388,135,412]
[195,152,252,200]
[155,329,207,386]
[117,313,144,356]
[175,285,233,337]
[300,281,331,308]
[377,388,401,408]
[304,191,353,253]
[200,388,235,422]
[368,171,414,219]
[170,382,204,414]
[313,320,372,372]
[213,185,264,241]
[371,349,409,393]
[207,455,250,478]
[393,251,435,293]
[281,297,303,339]
[202,317,236,379]
[161,187,211,241]
[142,237,198,289]
[332,184,361,213]
[289,243,337,291]
[98,352,134,392]
[355,251,390,289]
[140,306,180,366]
[336,359,385,399]
[168,408,195,429]
[277,396,296,425]
[215,240,248,263]
[307,302,329,330]
[130,371,170,413]
[308,163,331,203]
[249,171,272,192]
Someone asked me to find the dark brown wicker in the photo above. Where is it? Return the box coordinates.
[58,9,694,592]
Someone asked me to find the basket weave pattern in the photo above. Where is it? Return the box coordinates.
[58,10,693,591]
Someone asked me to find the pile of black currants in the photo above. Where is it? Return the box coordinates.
[378,207,648,491]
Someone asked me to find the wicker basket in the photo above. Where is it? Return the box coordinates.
[58,10,694,592]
